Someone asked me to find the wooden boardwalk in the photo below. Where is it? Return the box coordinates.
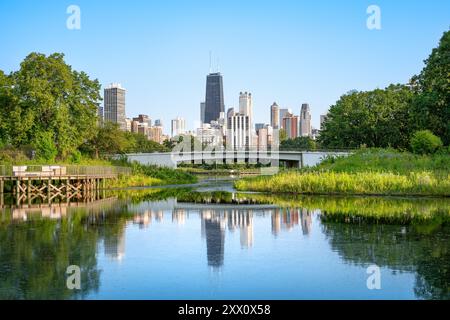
[0,165,130,205]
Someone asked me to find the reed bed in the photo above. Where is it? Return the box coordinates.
[235,171,450,196]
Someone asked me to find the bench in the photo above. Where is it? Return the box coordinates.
[12,166,67,177]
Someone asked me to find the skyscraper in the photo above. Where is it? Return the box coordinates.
[270,102,279,129]
[239,92,253,121]
[282,113,299,139]
[227,110,250,150]
[97,106,103,121]
[171,117,186,137]
[320,114,328,130]
[204,72,225,124]
[279,108,292,129]
[104,83,126,130]
[239,92,254,145]
[300,103,312,137]
[200,102,206,124]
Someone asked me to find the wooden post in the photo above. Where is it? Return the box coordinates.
[0,179,3,195]
[47,179,51,204]
[83,179,87,202]
[16,179,20,195]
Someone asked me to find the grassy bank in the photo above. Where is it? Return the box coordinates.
[235,149,450,197]
[313,148,450,177]
[110,161,197,188]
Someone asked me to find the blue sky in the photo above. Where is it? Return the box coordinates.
[0,0,449,133]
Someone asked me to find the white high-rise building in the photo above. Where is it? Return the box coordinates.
[196,123,223,147]
[227,110,250,151]
[239,92,254,145]
[239,92,253,119]
[171,117,186,137]
[300,103,312,137]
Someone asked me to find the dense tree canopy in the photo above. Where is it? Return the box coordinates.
[319,85,414,149]
[0,53,101,159]
[410,30,450,145]
[80,122,169,158]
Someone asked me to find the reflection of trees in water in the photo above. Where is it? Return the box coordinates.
[320,218,450,300]
[0,202,131,299]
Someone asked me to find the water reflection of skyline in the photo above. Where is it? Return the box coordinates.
[127,206,312,270]
[2,200,314,269]
[1,195,449,300]
[271,208,313,236]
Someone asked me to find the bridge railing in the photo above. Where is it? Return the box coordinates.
[0,165,131,178]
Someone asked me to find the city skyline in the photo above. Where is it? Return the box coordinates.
[1,1,449,134]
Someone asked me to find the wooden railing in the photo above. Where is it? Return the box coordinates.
[0,165,131,178]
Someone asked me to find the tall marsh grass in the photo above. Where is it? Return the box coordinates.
[235,149,450,196]
[235,171,450,196]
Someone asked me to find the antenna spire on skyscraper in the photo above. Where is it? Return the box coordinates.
[209,51,212,74]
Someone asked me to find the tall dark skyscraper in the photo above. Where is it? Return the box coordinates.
[204,72,225,124]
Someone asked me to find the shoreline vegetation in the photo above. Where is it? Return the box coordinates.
[234,149,450,197]
[111,160,197,187]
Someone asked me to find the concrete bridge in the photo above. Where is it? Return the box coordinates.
[124,150,350,169]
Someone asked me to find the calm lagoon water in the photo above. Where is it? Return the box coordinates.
[0,179,449,300]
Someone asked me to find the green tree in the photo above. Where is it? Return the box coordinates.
[410,30,450,145]
[81,122,133,158]
[34,131,58,161]
[318,85,414,149]
[279,128,288,143]
[0,53,101,159]
[125,132,169,153]
[281,137,316,151]
[410,130,443,155]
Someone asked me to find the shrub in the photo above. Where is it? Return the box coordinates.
[69,150,82,163]
[33,131,58,161]
[410,130,443,154]
[0,146,29,163]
